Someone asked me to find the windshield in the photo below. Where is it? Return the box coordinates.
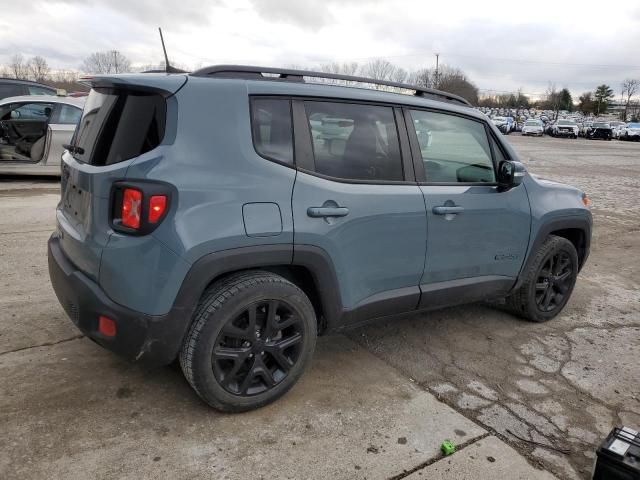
[627,123,640,128]
[593,122,609,128]
[557,120,575,125]
[525,120,541,126]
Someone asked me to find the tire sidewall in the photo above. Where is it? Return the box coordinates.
[190,280,317,411]
[526,239,579,322]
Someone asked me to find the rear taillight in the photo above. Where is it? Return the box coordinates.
[111,182,172,235]
[148,195,167,223]
[121,188,142,229]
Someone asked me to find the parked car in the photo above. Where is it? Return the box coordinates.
[0,78,57,101]
[491,116,512,134]
[612,124,626,139]
[48,66,592,412]
[585,122,613,140]
[551,119,579,138]
[579,121,592,137]
[619,122,640,141]
[522,119,544,136]
[0,95,84,175]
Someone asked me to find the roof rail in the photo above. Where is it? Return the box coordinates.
[190,65,472,107]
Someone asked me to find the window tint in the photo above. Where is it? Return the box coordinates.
[72,88,166,166]
[56,104,82,125]
[304,101,403,181]
[409,110,495,183]
[250,98,293,165]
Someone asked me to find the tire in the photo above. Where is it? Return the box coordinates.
[506,236,579,322]
[179,271,317,412]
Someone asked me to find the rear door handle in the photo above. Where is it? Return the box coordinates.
[433,206,464,215]
[307,206,349,218]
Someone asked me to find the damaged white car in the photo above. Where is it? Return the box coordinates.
[0,95,85,176]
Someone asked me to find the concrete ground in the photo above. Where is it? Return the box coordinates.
[1,135,638,479]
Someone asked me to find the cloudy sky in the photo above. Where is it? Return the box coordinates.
[2,0,640,99]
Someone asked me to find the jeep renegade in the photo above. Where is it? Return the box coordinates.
[48,66,592,412]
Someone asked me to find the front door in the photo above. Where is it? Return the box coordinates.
[404,108,530,308]
[292,99,427,325]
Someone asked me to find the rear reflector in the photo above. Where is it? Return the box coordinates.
[98,315,117,337]
[121,188,142,229]
[148,195,167,223]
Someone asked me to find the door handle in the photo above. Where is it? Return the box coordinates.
[307,206,349,218]
[433,205,464,215]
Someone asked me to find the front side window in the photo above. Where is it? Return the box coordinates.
[250,98,293,165]
[409,110,495,183]
[8,102,54,120]
[304,101,403,181]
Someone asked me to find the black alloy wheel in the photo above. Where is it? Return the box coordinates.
[212,300,304,396]
[534,251,573,313]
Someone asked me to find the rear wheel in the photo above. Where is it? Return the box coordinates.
[180,271,317,412]
[506,236,579,322]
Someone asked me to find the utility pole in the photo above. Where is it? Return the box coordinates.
[434,53,440,89]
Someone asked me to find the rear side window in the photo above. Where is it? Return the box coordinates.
[409,110,495,183]
[55,104,82,125]
[72,88,166,166]
[250,98,293,165]
[304,101,403,182]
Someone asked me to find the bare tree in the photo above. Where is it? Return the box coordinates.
[391,67,408,84]
[319,62,359,76]
[10,54,29,79]
[28,56,50,82]
[82,50,131,74]
[545,83,561,119]
[361,59,396,83]
[621,78,639,121]
[409,68,433,88]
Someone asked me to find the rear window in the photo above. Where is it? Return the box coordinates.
[71,88,166,165]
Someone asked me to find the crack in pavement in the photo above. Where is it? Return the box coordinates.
[0,334,84,356]
[387,432,492,480]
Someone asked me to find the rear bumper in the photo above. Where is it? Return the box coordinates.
[47,234,182,366]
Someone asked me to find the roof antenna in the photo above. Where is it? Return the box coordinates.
[159,27,171,73]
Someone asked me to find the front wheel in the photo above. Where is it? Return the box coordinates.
[180,271,317,412]
[506,236,579,322]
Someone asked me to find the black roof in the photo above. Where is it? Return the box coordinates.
[0,78,56,90]
[190,65,471,107]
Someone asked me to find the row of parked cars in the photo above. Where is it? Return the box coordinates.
[487,111,640,141]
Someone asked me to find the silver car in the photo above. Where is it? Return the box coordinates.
[0,95,85,176]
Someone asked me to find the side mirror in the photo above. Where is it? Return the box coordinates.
[497,160,526,191]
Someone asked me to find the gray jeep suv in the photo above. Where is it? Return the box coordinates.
[48,66,592,412]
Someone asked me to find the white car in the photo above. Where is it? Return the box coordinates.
[0,95,85,176]
[619,122,640,141]
[551,119,579,138]
[521,119,544,136]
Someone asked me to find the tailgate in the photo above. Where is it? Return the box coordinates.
[57,154,128,280]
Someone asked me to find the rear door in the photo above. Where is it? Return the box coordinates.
[291,99,426,325]
[404,108,530,308]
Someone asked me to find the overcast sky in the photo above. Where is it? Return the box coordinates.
[2,0,640,99]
